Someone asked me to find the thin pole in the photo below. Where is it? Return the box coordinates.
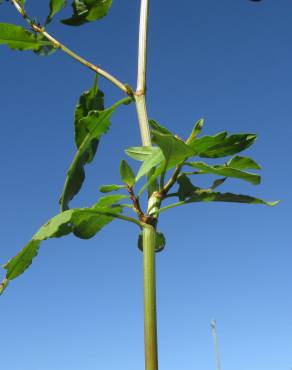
[211,319,222,370]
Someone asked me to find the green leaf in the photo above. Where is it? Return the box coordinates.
[149,119,173,135]
[0,200,130,294]
[46,0,67,24]
[136,132,196,195]
[227,155,261,170]
[125,146,158,161]
[74,76,104,154]
[99,184,125,193]
[186,118,204,144]
[138,231,166,253]
[94,194,128,207]
[120,160,135,187]
[177,174,198,201]
[210,178,227,190]
[0,209,74,291]
[59,98,130,211]
[135,147,164,181]
[61,0,112,26]
[143,131,195,185]
[188,132,257,158]
[176,175,278,206]
[72,205,122,239]
[0,23,52,51]
[185,161,261,185]
[152,131,195,168]
[185,190,279,207]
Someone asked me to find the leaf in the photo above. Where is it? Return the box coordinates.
[72,205,122,239]
[74,76,104,154]
[143,131,195,185]
[227,155,261,170]
[0,23,52,51]
[61,0,112,26]
[177,174,198,201]
[94,194,128,207]
[149,120,173,135]
[136,132,196,195]
[46,0,67,24]
[186,118,204,144]
[210,178,227,190]
[185,190,279,207]
[138,231,166,253]
[0,200,130,294]
[125,146,158,161]
[176,175,278,206]
[59,98,130,211]
[185,161,261,185]
[152,131,195,168]
[0,210,74,291]
[99,184,125,193]
[188,132,257,158]
[135,147,164,181]
[120,160,135,187]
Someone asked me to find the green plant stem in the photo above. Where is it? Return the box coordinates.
[142,225,158,370]
[135,94,152,146]
[136,1,159,369]
[135,0,151,146]
[11,0,131,96]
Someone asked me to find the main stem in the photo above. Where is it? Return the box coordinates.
[136,1,159,370]
[143,225,158,370]
[135,0,151,147]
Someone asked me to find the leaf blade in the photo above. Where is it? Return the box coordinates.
[120,160,135,187]
[59,97,130,211]
[188,132,257,158]
[185,161,261,185]
[46,0,67,24]
[61,0,112,26]
[0,23,51,51]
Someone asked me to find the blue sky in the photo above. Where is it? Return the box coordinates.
[0,1,291,370]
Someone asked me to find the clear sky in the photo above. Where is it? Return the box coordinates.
[0,1,291,370]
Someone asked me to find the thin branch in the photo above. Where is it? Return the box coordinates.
[127,185,146,222]
[161,164,183,196]
[156,201,186,214]
[88,209,142,228]
[163,192,179,198]
[10,0,132,96]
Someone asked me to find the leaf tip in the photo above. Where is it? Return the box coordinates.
[267,200,281,207]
